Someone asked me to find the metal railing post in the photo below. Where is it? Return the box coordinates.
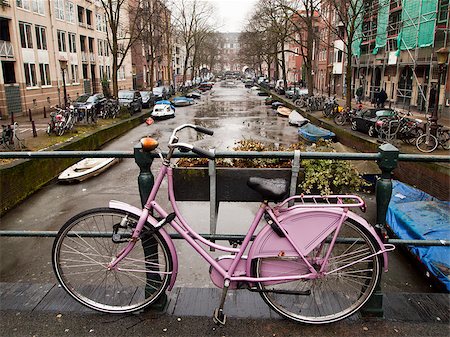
[362,143,399,317]
[133,143,166,310]
[134,143,155,207]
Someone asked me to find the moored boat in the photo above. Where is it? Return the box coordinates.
[288,110,310,126]
[277,106,292,117]
[58,158,119,182]
[298,123,335,142]
[172,96,194,107]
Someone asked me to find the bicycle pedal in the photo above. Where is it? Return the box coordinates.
[213,308,227,325]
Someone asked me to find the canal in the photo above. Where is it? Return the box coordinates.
[0,82,433,293]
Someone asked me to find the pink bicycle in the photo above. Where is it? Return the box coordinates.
[52,124,394,324]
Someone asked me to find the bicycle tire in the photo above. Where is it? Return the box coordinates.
[439,129,450,150]
[52,208,173,314]
[253,219,382,324]
[416,134,438,153]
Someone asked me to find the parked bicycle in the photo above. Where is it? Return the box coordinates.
[375,111,423,144]
[416,119,450,153]
[1,122,25,150]
[47,107,76,136]
[322,96,343,118]
[99,98,120,119]
[52,124,394,325]
[334,107,358,126]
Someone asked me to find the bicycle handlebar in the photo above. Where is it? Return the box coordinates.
[168,124,215,159]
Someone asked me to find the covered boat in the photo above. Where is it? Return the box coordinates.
[172,96,194,107]
[298,123,335,142]
[288,110,310,126]
[186,91,201,99]
[58,158,119,182]
[152,102,175,119]
[387,181,450,291]
[277,106,292,117]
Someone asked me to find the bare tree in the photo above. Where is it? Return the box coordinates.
[321,0,365,107]
[101,0,145,97]
[172,0,214,84]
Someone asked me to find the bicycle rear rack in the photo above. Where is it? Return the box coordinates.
[277,194,365,211]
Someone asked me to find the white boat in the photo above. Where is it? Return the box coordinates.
[289,110,310,126]
[58,158,119,182]
[151,103,175,119]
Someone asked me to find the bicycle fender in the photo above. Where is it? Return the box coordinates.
[109,200,178,290]
[247,208,388,274]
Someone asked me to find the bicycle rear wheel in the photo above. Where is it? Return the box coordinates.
[416,134,438,153]
[253,219,381,324]
[52,208,172,313]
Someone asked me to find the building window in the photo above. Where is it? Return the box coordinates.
[35,25,47,50]
[19,22,33,48]
[16,0,31,10]
[102,15,107,32]
[77,5,85,24]
[439,0,449,23]
[24,63,37,87]
[337,50,343,63]
[82,64,88,79]
[57,30,66,52]
[66,2,75,23]
[39,63,50,86]
[96,13,102,31]
[68,32,76,53]
[106,65,111,80]
[88,37,94,53]
[55,0,65,20]
[98,39,103,56]
[80,35,86,52]
[99,65,104,80]
[32,0,45,14]
[2,61,16,84]
[70,64,79,83]
[86,9,92,27]
[104,40,109,56]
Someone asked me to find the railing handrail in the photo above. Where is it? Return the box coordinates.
[1,150,449,163]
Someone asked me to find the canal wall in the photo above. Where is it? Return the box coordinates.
[266,90,450,201]
[0,114,148,216]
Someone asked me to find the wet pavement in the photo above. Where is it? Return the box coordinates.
[1,82,448,336]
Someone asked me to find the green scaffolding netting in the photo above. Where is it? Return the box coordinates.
[397,0,438,51]
[351,0,363,58]
[373,0,390,54]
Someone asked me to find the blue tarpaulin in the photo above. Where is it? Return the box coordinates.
[387,181,450,291]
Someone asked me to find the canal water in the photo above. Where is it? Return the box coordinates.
[0,82,434,294]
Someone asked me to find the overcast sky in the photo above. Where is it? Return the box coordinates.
[204,0,258,32]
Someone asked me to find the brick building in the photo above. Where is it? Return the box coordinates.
[0,0,133,119]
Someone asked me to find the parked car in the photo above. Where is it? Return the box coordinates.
[118,90,142,114]
[152,87,168,101]
[140,91,156,108]
[244,80,254,88]
[198,82,213,91]
[351,108,395,137]
[70,93,106,120]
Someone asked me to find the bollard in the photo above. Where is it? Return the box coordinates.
[362,143,399,318]
[31,121,37,137]
[134,142,167,310]
[28,109,32,122]
[43,106,47,118]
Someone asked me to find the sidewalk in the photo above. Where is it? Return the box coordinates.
[1,281,449,337]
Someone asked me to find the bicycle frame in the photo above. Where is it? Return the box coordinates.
[108,160,392,290]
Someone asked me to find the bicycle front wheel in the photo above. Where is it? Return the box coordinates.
[52,208,173,313]
[416,134,438,153]
[253,219,381,324]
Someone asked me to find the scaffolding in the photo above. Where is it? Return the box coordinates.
[353,0,449,115]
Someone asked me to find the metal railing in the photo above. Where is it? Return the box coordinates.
[1,143,449,315]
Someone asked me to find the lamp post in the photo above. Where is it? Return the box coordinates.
[431,47,449,135]
[59,60,68,108]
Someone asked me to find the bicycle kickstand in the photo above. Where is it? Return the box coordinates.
[213,279,229,325]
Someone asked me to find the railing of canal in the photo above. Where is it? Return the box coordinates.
[1,143,449,315]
